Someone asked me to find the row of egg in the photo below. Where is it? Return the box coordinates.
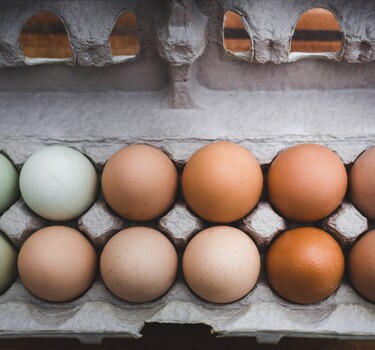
[0,142,375,223]
[1,225,375,305]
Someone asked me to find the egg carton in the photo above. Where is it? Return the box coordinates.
[0,0,375,345]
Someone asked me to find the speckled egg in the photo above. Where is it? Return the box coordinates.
[18,226,97,302]
[266,227,344,304]
[183,226,260,303]
[100,227,178,302]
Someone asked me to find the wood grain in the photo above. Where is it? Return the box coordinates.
[223,8,342,53]
[20,12,139,58]
[109,35,139,56]
[290,40,341,53]
[224,38,252,53]
[19,33,72,58]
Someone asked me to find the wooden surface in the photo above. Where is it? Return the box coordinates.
[0,324,375,349]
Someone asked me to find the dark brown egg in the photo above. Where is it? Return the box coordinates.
[348,229,375,302]
[266,227,344,304]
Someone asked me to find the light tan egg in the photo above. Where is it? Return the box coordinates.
[100,227,178,302]
[182,226,260,303]
[18,226,97,302]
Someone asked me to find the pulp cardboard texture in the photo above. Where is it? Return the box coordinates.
[0,0,375,344]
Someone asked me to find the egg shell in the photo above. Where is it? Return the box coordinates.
[267,144,348,222]
[100,227,178,303]
[349,146,375,221]
[18,226,97,302]
[182,142,263,223]
[266,227,345,304]
[0,232,18,294]
[19,146,98,221]
[101,145,178,221]
[348,229,375,302]
[182,226,260,303]
[0,154,19,214]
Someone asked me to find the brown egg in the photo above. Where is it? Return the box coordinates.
[266,227,344,304]
[100,227,178,302]
[102,145,178,221]
[183,226,260,303]
[182,142,263,223]
[348,229,375,302]
[18,226,97,302]
[349,146,375,220]
[267,144,347,222]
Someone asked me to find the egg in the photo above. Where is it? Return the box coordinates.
[182,142,263,223]
[267,144,347,222]
[0,154,19,214]
[18,226,97,302]
[182,226,260,303]
[348,229,375,302]
[266,227,344,304]
[102,145,178,221]
[349,146,375,220]
[0,232,18,294]
[20,146,98,221]
[100,227,178,302]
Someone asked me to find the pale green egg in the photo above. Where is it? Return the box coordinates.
[0,154,19,214]
[0,232,17,294]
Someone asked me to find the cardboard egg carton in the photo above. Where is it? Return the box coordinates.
[0,0,375,344]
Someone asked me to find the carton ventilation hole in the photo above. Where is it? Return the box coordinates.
[109,12,139,57]
[290,8,342,54]
[223,11,252,54]
[19,12,72,59]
